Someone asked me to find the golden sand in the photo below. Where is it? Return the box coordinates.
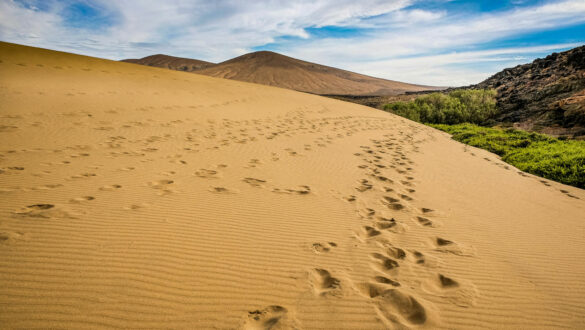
[1,42,584,329]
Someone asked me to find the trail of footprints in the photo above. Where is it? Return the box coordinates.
[0,100,579,328]
[335,132,476,327]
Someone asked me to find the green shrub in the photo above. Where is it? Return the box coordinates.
[383,89,497,125]
[432,123,585,188]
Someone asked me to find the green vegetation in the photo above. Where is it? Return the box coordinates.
[383,89,497,125]
[432,124,585,188]
[382,89,585,188]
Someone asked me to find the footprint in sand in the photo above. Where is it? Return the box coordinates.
[358,208,376,218]
[560,189,580,199]
[385,245,407,260]
[243,305,294,330]
[124,203,150,210]
[0,231,26,244]
[69,196,95,203]
[70,172,96,179]
[362,226,382,238]
[312,242,337,254]
[371,253,400,273]
[436,237,453,246]
[381,196,405,211]
[243,177,266,187]
[375,289,428,326]
[208,186,238,194]
[194,169,220,179]
[148,180,175,194]
[272,185,311,195]
[416,216,433,227]
[373,276,401,287]
[344,195,356,202]
[374,217,397,230]
[5,166,25,171]
[99,184,122,191]
[13,204,74,219]
[356,283,428,326]
[433,237,473,256]
[411,251,436,267]
[149,179,174,188]
[246,159,262,168]
[355,179,373,192]
[374,175,393,183]
[0,125,19,133]
[311,268,341,296]
[33,184,64,191]
[437,274,459,288]
[422,273,478,307]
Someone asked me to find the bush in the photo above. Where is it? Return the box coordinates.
[383,89,497,125]
[432,123,585,188]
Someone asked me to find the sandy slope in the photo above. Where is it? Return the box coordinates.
[1,42,584,329]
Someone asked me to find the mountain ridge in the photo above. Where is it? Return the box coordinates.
[122,54,215,71]
[121,51,440,96]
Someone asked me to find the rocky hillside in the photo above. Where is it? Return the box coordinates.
[473,45,585,138]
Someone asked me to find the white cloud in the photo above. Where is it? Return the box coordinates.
[347,43,582,86]
[0,0,584,86]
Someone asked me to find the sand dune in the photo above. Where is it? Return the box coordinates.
[123,51,438,96]
[1,41,585,329]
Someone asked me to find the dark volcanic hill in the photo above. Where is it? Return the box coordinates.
[121,54,214,71]
[473,45,585,138]
[121,51,439,96]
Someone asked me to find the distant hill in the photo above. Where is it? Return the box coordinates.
[121,54,214,71]
[121,51,439,96]
[473,45,585,138]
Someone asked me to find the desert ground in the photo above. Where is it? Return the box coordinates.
[1,42,585,329]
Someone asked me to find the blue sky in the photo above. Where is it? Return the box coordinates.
[1,0,584,86]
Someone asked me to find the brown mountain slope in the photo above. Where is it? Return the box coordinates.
[196,51,437,95]
[122,51,439,96]
[122,54,215,71]
[473,45,585,138]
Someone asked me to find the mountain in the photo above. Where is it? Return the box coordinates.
[122,54,214,71]
[122,51,439,96]
[473,45,585,138]
[195,51,437,95]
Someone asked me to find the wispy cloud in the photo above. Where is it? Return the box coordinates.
[1,0,584,86]
[349,43,583,86]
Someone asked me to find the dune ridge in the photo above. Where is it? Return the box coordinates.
[1,41,585,329]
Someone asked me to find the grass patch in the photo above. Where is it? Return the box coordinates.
[432,123,585,189]
[383,89,497,125]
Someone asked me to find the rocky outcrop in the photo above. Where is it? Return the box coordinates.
[473,45,585,138]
